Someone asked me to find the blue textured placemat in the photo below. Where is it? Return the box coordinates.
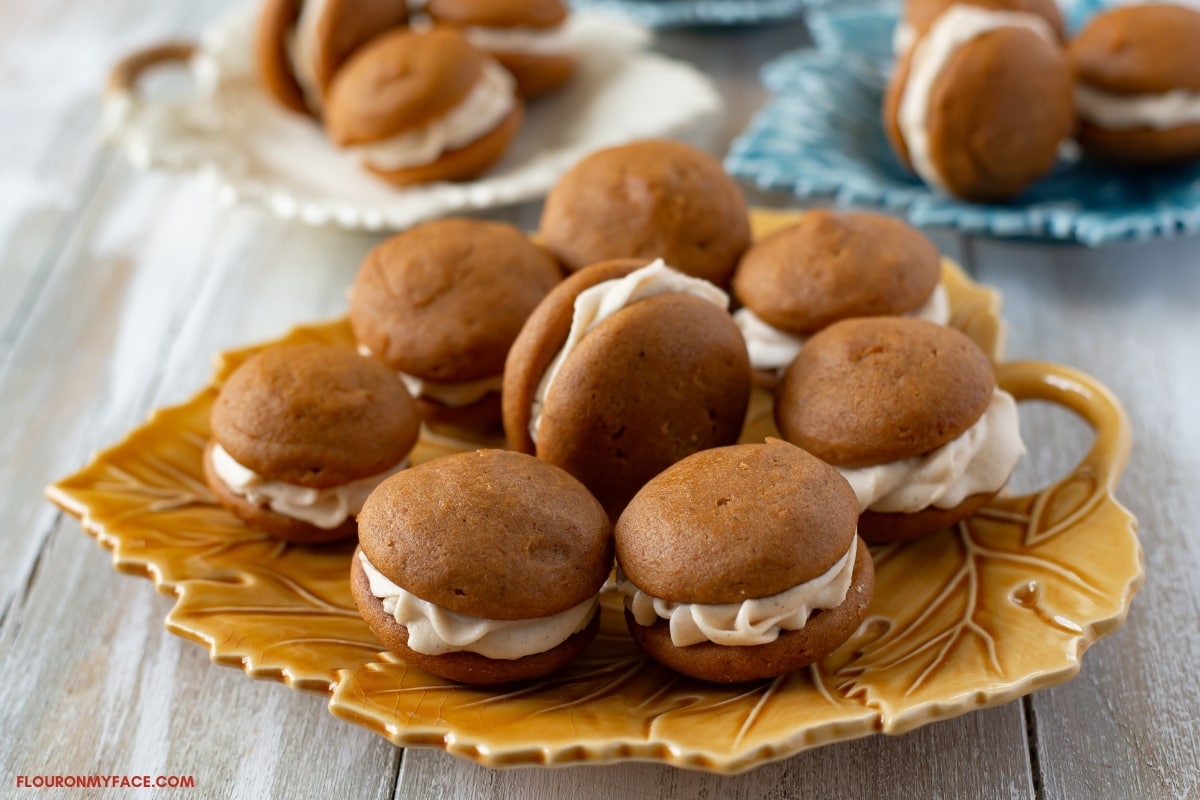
[568,0,812,28]
[726,0,1200,245]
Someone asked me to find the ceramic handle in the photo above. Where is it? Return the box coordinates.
[996,360,1132,497]
[107,42,197,96]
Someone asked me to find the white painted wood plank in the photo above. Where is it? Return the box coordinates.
[970,235,1200,800]
[398,703,1032,800]
[0,516,400,800]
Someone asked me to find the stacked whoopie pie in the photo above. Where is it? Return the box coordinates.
[885,0,1200,201]
[254,0,578,186]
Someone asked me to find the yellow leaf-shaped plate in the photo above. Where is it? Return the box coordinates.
[47,213,1139,773]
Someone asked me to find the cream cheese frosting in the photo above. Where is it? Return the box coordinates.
[839,388,1025,513]
[356,344,502,408]
[529,259,730,442]
[1075,84,1200,131]
[351,59,516,171]
[897,5,1057,192]
[286,0,331,114]
[734,283,951,374]
[358,551,597,659]
[616,538,857,648]
[463,23,572,56]
[210,443,407,528]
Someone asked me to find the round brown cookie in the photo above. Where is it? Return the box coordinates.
[326,28,523,184]
[1069,4,1200,166]
[202,441,359,543]
[624,539,875,684]
[503,257,653,455]
[426,0,574,98]
[775,317,995,468]
[357,450,612,620]
[350,217,560,432]
[351,550,601,685]
[538,140,751,286]
[536,293,751,519]
[1069,4,1200,96]
[901,0,1065,44]
[732,210,942,336]
[256,0,409,116]
[210,343,420,487]
[503,259,749,519]
[326,27,483,146]
[615,441,871,684]
[883,19,1074,202]
[615,440,860,603]
[858,491,997,544]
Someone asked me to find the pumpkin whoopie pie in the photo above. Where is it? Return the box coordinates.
[894,0,1065,55]
[883,3,1075,202]
[424,0,575,99]
[503,258,750,520]
[1069,3,1200,166]
[349,217,561,438]
[256,0,409,116]
[731,210,948,387]
[325,27,523,186]
[615,439,874,684]
[351,449,612,685]
[204,343,420,543]
[538,140,752,287]
[775,317,1025,544]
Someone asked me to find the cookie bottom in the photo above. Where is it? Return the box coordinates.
[351,550,600,685]
[624,537,875,684]
[1078,120,1200,167]
[858,491,996,544]
[365,103,524,187]
[416,391,503,441]
[203,441,359,544]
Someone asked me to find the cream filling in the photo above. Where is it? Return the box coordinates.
[734,283,951,374]
[617,538,857,648]
[1076,84,1200,131]
[356,344,502,408]
[897,6,1057,192]
[358,551,597,659]
[893,20,917,55]
[350,59,516,171]
[464,23,572,56]
[286,0,331,114]
[839,389,1025,514]
[211,443,406,528]
[529,259,730,443]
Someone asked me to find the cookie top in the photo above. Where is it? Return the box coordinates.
[732,210,942,335]
[616,440,859,604]
[210,343,420,488]
[903,0,1065,42]
[325,27,484,146]
[357,449,612,620]
[775,317,995,468]
[537,140,751,286]
[349,218,561,383]
[1070,4,1200,95]
[256,0,409,115]
[426,0,568,28]
[884,15,1073,202]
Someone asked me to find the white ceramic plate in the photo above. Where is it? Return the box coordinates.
[103,7,723,230]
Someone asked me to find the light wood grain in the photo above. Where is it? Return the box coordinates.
[1,0,1196,796]
[970,236,1200,800]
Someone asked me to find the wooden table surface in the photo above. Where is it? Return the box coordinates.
[2,0,1197,797]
